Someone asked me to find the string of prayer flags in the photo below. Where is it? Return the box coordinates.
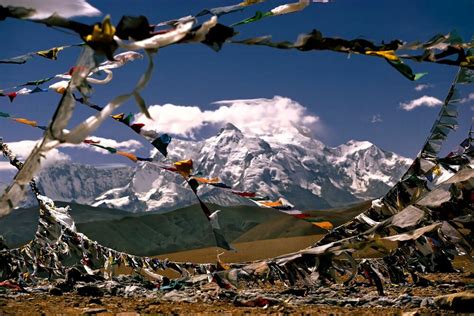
[0,86,48,102]
[0,109,158,173]
[19,77,56,88]
[374,68,473,214]
[232,29,426,80]
[73,96,172,159]
[0,110,47,130]
[232,0,317,27]
[1,0,471,84]
[89,143,152,162]
[419,66,470,161]
[0,44,82,64]
[1,51,142,103]
[196,0,265,17]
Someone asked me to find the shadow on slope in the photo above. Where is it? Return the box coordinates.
[0,203,132,248]
[1,200,371,257]
[77,204,326,256]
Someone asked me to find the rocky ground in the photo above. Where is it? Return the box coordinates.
[1,269,473,315]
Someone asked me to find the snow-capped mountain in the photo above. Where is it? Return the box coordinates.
[14,122,411,211]
[84,123,412,212]
[19,164,135,207]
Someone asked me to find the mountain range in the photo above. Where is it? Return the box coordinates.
[16,122,412,213]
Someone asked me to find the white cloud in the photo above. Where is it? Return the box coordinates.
[371,114,383,123]
[2,140,70,169]
[0,162,16,172]
[460,93,474,104]
[400,95,443,111]
[61,137,142,154]
[0,137,140,173]
[134,96,321,139]
[414,84,433,92]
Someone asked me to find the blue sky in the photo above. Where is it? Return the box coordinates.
[0,0,473,172]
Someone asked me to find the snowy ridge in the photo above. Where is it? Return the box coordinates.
[22,123,411,212]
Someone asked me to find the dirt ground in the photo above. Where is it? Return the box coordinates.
[1,247,472,315]
[0,296,441,315]
[1,268,472,315]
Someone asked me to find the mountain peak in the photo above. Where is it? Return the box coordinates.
[221,122,242,132]
[345,140,374,150]
[216,123,243,137]
[330,140,376,158]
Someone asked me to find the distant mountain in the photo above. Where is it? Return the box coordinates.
[0,202,133,248]
[20,123,411,212]
[93,123,411,212]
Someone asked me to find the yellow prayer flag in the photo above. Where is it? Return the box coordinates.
[85,15,116,44]
[174,159,193,177]
[111,113,125,121]
[365,50,400,61]
[36,46,64,60]
[432,165,442,176]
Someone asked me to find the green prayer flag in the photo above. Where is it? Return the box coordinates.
[123,113,133,126]
[91,143,117,154]
[232,10,273,27]
[457,68,474,84]
[386,60,427,81]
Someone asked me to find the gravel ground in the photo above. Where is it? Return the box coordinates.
[1,269,473,315]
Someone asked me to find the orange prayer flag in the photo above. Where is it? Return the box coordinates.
[55,87,67,94]
[117,151,138,162]
[13,118,38,127]
[312,221,333,230]
[194,177,220,184]
[260,199,284,208]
